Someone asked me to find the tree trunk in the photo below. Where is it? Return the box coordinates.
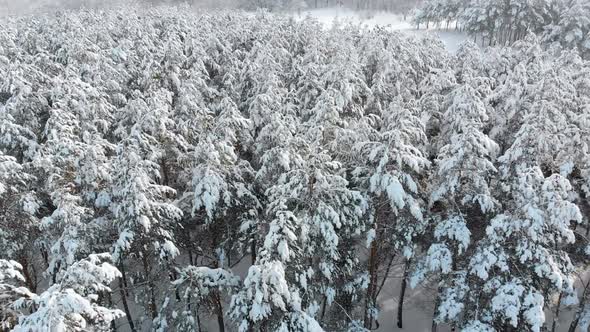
[18,255,36,293]
[376,254,396,298]
[552,292,562,332]
[569,279,590,332]
[118,263,136,332]
[188,247,194,265]
[215,292,225,332]
[160,158,169,187]
[195,305,202,332]
[51,261,60,285]
[431,283,441,332]
[41,248,49,268]
[251,240,257,265]
[364,227,379,329]
[141,252,158,319]
[108,293,117,332]
[171,267,181,301]
[320,295,328,320]
[397,258,411,329]
[568,316,580,332]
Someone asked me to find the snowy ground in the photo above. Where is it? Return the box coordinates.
[293,7,468,53]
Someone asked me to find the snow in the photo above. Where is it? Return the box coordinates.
[294,8,468,53]
[1,4,589,332]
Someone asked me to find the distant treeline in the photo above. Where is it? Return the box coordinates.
[0,0,423,14]
[414,0,590,57]
[301,0,421,12]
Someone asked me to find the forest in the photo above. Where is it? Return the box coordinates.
[0,1,589,332]
[0,0,421,15]
[414,0,590,54]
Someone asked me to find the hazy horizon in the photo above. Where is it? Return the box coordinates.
[0,0,420,15]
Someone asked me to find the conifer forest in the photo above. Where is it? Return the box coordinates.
[0,0,590,331]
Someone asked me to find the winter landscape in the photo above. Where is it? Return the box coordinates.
[0,0,589,331]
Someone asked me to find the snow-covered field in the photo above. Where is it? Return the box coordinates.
[294,7,468,52]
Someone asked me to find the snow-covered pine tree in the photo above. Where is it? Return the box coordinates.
[352,97,429,329]
[12,254,124,332]
[544,0,590,59]
[154,266,240,332]
[232,143,367,331]
[460,66,584,331]
[110,121,183,324]
[412,77,499,330]
[0,259,33,329]
[466,167,581,331]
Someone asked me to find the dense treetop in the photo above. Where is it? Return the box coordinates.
[0,4,589,332]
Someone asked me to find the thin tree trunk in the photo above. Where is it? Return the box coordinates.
[51,261,60,285]
[195,305,202,332]
[118,263,136,332]
[552,292,563,332]
[570,307,582,331]
[397,258,411,329]
[364,227,379,329]
[41,248,49,268]
[188,247,194,265]
[376,254,396,297]
[186,293,201,332]
[120,264,130,297]
[161,158,169,187]
[215,292,225,332]
[251,240,257,265]
[108,293,117,331]
[171,267,181,301]
[568,316,579,332]
[431,283,441,332]
[18,255,36,292]
[320,295,328,320]
[141,252,158,319]
[569,279,590,332]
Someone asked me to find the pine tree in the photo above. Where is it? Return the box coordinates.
[154,266,240,332]
[12,254,124,332]
[413,79,499,330]
[110,130,183,321]
[352,98,430,329]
